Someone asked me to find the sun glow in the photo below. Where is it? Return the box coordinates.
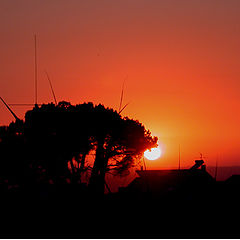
[144,147,162,161]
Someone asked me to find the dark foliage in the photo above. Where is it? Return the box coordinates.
[0,101,157,194]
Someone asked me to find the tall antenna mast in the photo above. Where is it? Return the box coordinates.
[178,144,181,170]
[119,81,125,113]
[214,156,218,181]
[118,76,130,114]
[34,34,38,106]
[45,71,57,105]
[0,97,20,121]
[119,102,130,114]
[3,36,40,109]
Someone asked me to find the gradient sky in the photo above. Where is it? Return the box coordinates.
[1,0,240,168]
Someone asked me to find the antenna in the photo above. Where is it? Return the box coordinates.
[118,76,130,114]
[45,71,57,105]
[3,36,43,110]
[119,102,130,114]
[34,34,38,106]
[0,97,20,121]
[119,81,125,113]
[178,144,181,170]
[214,156,218,181]
[7,36,40,108]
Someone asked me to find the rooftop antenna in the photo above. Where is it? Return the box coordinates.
[45,71,57,105]
[34,34,38,106]
[119,79,125,113]
[178,144,181,170]
[0,97,20,121]
[119,102,130,114]
[7,35,42,108]
[214,156,218,181]
[118,76,130,114]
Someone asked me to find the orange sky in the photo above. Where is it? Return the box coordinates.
[1,0,240,168]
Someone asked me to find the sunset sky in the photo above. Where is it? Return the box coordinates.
[1,0,240,168]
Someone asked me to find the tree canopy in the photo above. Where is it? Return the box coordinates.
[0,101,157,194]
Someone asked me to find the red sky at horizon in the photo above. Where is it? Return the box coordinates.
[1,0,240,169]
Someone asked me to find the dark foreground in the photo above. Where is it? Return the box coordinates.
[0,184,240,239]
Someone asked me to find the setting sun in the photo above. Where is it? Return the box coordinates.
[144,147,162,161]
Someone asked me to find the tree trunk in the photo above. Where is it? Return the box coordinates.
[98,148,111,193]
[89,139,105,194]
[98,157,109,194]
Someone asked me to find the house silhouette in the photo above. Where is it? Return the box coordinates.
[119,160,215,201]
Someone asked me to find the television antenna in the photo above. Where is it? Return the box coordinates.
[8,34,39,108]
[214,155,219,180]
[34,34,38,106]
[0,97,21,121]
[118,77,130,114]
[178,144,181,170]
[8,36,57,109]
[45,71,57,105]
